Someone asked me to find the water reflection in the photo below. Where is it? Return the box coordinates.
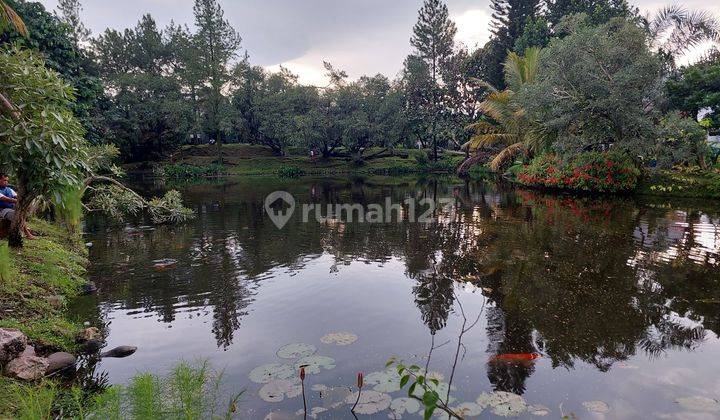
[74,177,720,414]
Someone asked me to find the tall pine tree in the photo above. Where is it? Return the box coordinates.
[546,0,633,27]
[192,0,241,163]
[406,0,457,161]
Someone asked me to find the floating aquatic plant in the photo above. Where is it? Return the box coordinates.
[390,397,421,417]
[314,386,351,409]
[528,404,551,416]
[344,390,391,415]
[295,407,327,419]
[476,391,527,417]
[674,396,720,412]
[364,370,402,393]
[582,400,610,413]
[294,355,336,375]
[276,343,317,359]
[450,402,483,417]
[249,363,295,384]
[258,379,302,402]
[320,332,358,346]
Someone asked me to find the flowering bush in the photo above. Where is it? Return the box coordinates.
[515,152,640,192]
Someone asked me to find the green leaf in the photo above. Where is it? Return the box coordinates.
[417,376,425,385]
[429,379,440,386]
[400,375,410,389]
[408,383,417,397]
[423,405,436,420]
[422,390,439,407]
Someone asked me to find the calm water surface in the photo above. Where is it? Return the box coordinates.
[70,176,720,419]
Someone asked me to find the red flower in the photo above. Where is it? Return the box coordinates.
[300,367,306,381]
[357,372,364,388]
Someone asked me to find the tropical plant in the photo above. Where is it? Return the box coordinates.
[464,47,546,171]
[640,5,720,63]
[0,0,27,37]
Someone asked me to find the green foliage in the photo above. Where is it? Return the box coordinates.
[1,0,105,143]
[639,167,720,199]
[88,361,243,420]
[515,151,641,192]
[518,16,663,158]
[386,359,450,420]
[7,380,58,420]
[148,191,196,224]
[653,113,709,168]
[667,48,720,131]
[276,166,305,179]
[514,16,551,53]
[0,241,10,282]
[86,184,145,221]
[546,0,633,28]
[163,164,226,180]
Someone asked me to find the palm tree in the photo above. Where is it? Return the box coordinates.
[0,0,27,120]
[641,5,719,62]
[460,47,546,173]
[0,0,27,37]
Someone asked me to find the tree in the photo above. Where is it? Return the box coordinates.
[94,15,192,161]
[514,16,551,53]
[518,16,663,159]
[667,48,720,131]
[191,0,241,163]
[0,46,88,247]
[406,0,457,161]
[0,0,26,37]
[464,47,545,172]
[546,0,633,28]
[640,5,719,66]
[55,0,90,43]
[1,1,106,143]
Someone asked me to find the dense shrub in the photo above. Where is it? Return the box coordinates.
[163,164,225,180]
[515,152,640,192]
[277,166,306,178]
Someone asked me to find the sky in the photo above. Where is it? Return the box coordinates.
[39,0,720,86]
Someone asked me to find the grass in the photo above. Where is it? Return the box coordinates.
[0,219,87,350]
[157,144,459,178]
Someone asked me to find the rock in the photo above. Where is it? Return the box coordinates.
[5,355,49,381]
[45,352,76,375]
[0,328,27,365]
[45,295,65,309]
[80,339,104,355]
[20,345,36,358]
[81,282,98,295]
[101,346,137,358]
[76,327,101,343]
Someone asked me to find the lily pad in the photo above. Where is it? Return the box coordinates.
[276,343,316,359]
[528,404,550,416]
[258,379,302,402]
[249,363,295,384]
[295,407,328,419]
[263,411,295,420]
[476,391,527,417]
[317,386,352,409]
[674,396,720,412]
[345,390,392,415]
[320,332,358,346]
[295,355,335,374]
[451,402,483,417]
[311,384,328,392]
[583,400,610,413]
[390,397,421,417]
[365,370,402,393]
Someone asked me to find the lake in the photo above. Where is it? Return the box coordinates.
[70,176,720,419]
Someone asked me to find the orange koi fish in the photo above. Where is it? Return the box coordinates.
[489,353,542,362]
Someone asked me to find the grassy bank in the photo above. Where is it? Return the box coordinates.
[128,144,466,180]
[0,220,88,417]
[637,168,720,199]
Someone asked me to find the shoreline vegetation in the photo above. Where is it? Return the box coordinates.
[139,144,720,200]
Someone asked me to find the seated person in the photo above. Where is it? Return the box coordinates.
[0,172,36,240]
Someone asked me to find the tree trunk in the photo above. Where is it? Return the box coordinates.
[8,186,32,248]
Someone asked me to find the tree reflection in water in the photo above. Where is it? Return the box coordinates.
[80,177,720,387]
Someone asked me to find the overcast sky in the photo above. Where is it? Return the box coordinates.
[39,0,720,85]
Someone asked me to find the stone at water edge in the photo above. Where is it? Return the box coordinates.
[20,345,36,358]
[76,327,102,343]
[101,346,137,358]
[0,328,27,365]
[5,355,49,381]
[79,339,104,355]
[46,352,76,375]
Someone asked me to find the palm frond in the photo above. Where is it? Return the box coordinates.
[648,4,719,57]
[0,0,28,37]
[489,142,525,171]
[470,133,517,149]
